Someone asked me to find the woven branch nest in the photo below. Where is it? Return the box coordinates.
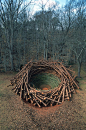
[10,60,79,107]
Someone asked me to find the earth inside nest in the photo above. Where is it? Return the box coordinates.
[30,73,61,91]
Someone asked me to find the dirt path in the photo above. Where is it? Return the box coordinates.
[0,72,86,130]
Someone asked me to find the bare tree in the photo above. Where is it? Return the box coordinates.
[0,0,32,71]
[66,0,86,77]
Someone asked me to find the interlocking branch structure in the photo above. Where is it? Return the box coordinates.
[10,60,79,107]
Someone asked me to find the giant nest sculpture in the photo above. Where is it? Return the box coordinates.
[10,60,79,107]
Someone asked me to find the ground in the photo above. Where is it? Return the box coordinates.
[0,65,86,130]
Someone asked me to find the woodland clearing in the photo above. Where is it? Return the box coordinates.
[0,65,86,130]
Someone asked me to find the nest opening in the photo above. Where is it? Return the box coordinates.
[30,72,61,91]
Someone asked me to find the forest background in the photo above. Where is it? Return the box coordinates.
[0,0,86,77]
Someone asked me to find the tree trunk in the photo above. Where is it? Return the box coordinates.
[3,54,7,72]
[77,60,81,78]
[36,33,39,60]
[10,18,14,71]
[10,50,14,71]
[44,42,45,60]
[45,40,48,60]
[18,40,21,69]
[52,41,55,61]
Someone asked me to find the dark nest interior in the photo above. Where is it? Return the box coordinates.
[10,60,79,107]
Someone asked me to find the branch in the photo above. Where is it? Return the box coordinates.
[71,42,86,60]
[18,0,33,14]
[77,43,86,60]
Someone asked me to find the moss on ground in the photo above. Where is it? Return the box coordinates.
[30,73,61,90]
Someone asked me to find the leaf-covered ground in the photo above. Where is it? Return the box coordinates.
[0,66,86,130]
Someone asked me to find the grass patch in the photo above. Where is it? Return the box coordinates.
[0,80,4,85]
[0,93,3,97]
[30,73,61,90]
